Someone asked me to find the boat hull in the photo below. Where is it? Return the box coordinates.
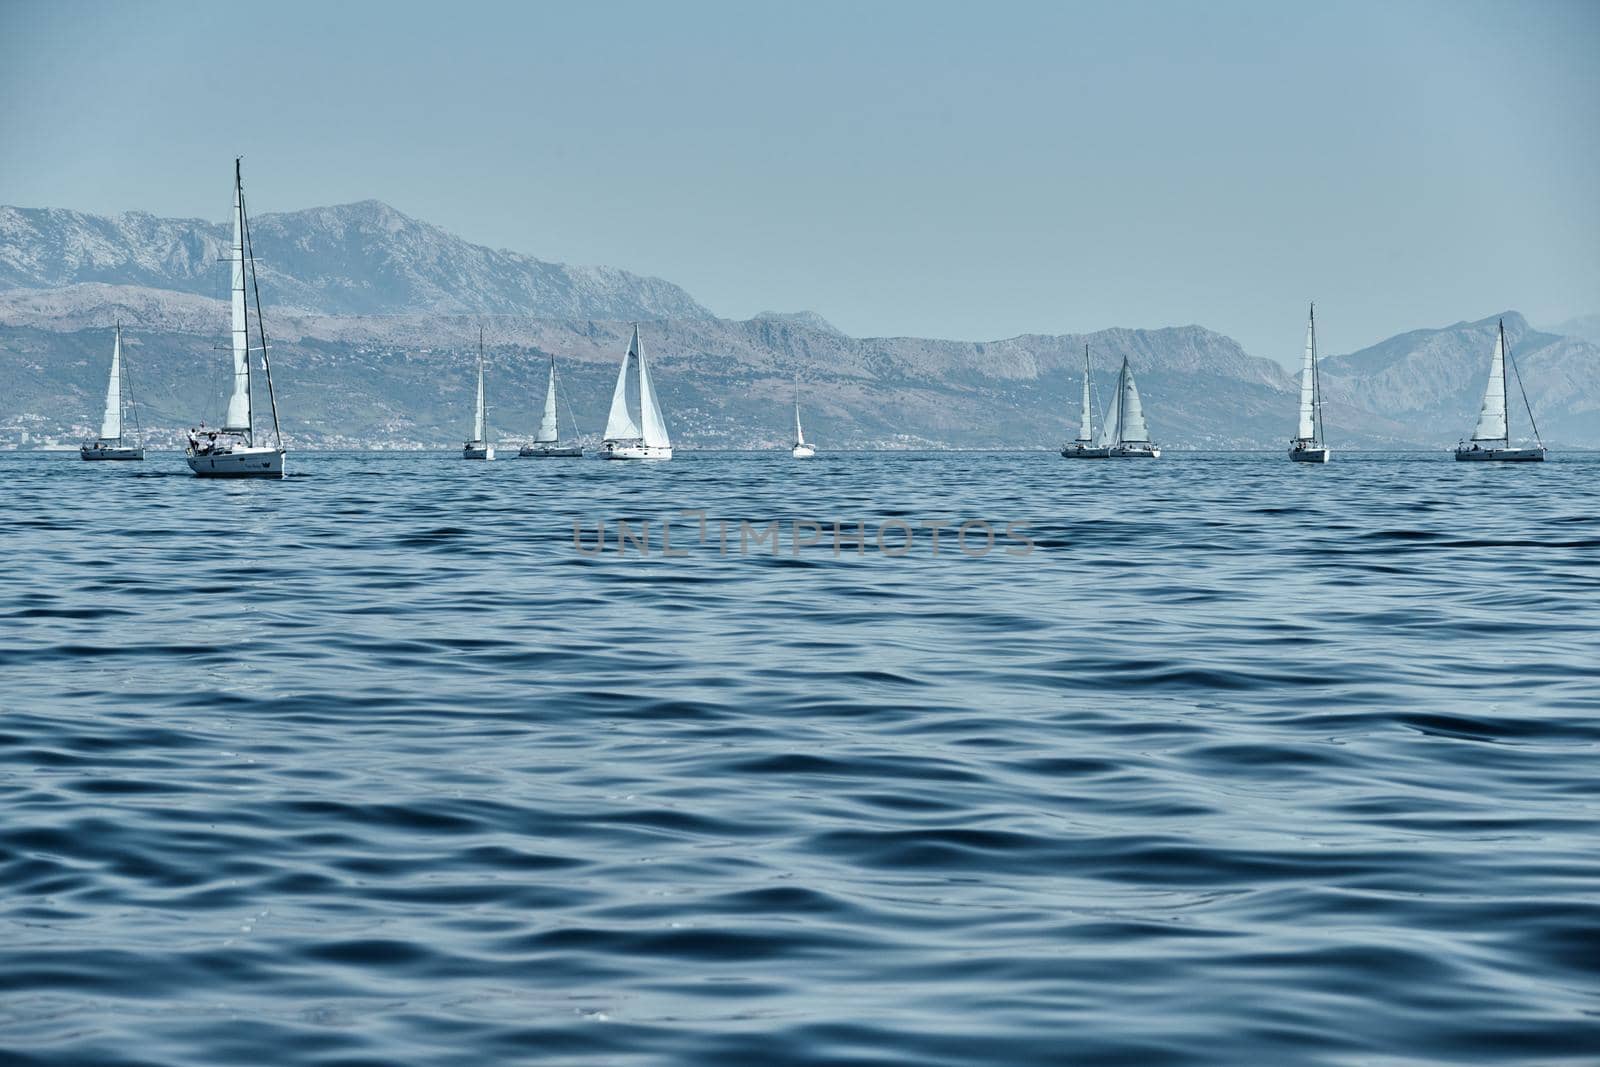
[792,444,816,458]
[1061,444,1110,459]
[186,447,285,478]
[462,442,495,460]
[1289,445,1331,463]
[81,442,144,461]
[518,444,583,458]
[1455,445,1545,462]
[1108,444,1160,458]
[600,441,672,461]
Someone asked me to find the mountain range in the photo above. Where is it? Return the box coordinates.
[1,200,1594,450]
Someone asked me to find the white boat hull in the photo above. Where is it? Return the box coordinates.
[186,446,285,478]
[1455,445,1545,462]
[81,441,144,461]
[463,443,495,460]
[1289,445,1330,463]
[600,441,672,461]
[1108,444,1160,458]
[792,444,816,458]
[519,444,583,458]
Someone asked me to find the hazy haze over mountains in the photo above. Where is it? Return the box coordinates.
[2,199,1596,451]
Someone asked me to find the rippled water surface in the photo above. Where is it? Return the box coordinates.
[2,450,1598,1066]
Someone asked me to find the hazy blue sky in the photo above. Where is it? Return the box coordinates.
[2,0,1596,362]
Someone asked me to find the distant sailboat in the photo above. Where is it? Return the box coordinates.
[599,325,672,460]
[463,328,494,460]
[1289,304,1331,463]
[792,385,815,458]
[519,356,583,458]
[1455,318,1546,462]
[186,158,286,479]
[81,321,144,461]
[1095,356,1161,458]
[1061,344,1109,459]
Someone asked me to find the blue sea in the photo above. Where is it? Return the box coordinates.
[2,450,1597,1066]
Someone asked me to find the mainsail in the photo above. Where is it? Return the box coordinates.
[100,325,123,441]
[795,400,805,446]
[472,340,487,442]
[1473,327,1508,443]
[536,358,560,443]
[223,175,252,434]
[1097,382,1121,447]
[1077,345,1093,442]
[1297,306,1319,442]
[604,327,643,441]
[636,333,671,449]
[1113,358,1152,441]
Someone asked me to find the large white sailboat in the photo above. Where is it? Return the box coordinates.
[463,328,495,460]
[792,385,815,458]
[186,159,285,479]
[1289,304,1330,463]
[1061,344,1109,459]
[519,356,583,458]
[1095,356,1161,458]
[599,325,672,460]
[1456,318,1546,462]
[81,321,144,461]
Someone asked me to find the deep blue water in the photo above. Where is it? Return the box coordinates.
[2,450,1598,1066]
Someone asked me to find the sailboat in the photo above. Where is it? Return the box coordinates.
[462,328,495,460]
[599,324,672,460]
[80,321,144,461]
[1095,356,1161,458]
[1455,318,1546,462]
[186,159,286,479]
[1289,304,1331,463]
[791,385,816,458]
[519,356,583,458]
[1061,344,1109,459]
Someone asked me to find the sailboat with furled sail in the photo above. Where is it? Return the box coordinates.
[519,356,583,458]
[599,324,672,460]
[1455,318,1546,462]
[463,328,494,460]
[186,159,285,478]
[1061,344,1109,459]
[81,321,144,461]
[1289,303,1330,463]
[1095,356,1161,458]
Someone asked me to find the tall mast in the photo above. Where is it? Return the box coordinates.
[239,159,282,449]
[1310,303,1323,446]
[1117,358,1128,445]
[1500,319,1509,441]
[1079,345,1093,442]
[240,161,252,446]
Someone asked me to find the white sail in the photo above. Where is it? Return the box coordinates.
[223,175,251,433]
[1107,358,1145,441]
[1473,327,1508,442]
[604,327,642,441]
[636,332,671,449]
[795,401,805,446]
[100,326,123,440]
[1297,308,1318,442]
[1097,373,1121,448]
[473,349,487,442]
[536,359,560,443]
[1077,346,1093,442]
